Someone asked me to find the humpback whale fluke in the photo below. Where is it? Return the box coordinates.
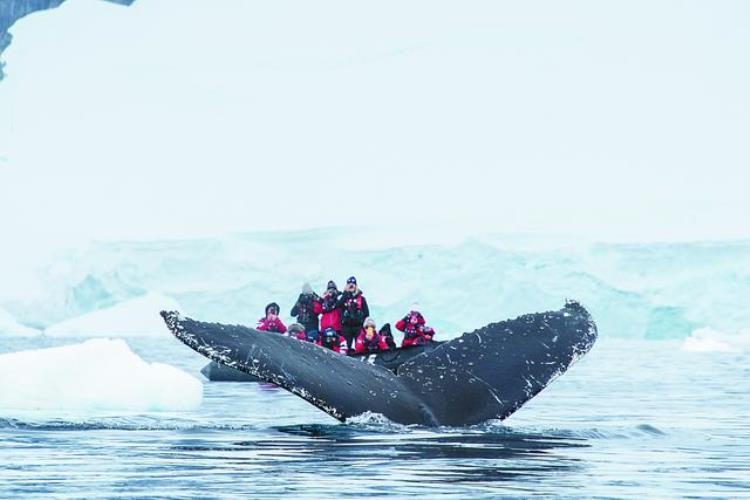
[161,301,597,426]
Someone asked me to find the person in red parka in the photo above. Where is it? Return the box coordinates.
[287,322,307,341]
[257,302,287,333]
[395,309,436,347]
[319,280,342,333]
[354,317,391,354]
[316,327,348,354]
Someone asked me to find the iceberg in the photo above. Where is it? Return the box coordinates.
[1,1,64,77]
[0,230,748,342]
[0,338,202,412]
[9,232,746,342]
[44,292,180,337]
[0,231,748,342]
[0,0,135,79]
[681,328,750,353]
[0,306,41,337]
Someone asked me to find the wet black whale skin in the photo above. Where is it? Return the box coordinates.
[200,343,441,382]
[161,301,597,426]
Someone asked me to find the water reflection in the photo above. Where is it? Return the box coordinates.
[166,424,590,486]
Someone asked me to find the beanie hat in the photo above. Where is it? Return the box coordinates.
[363,317,376,328]
[301,283,313,295]
[327,280,337,291]
[347,276,357,285]
[288,323,305,334]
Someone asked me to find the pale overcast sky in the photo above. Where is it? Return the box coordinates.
[1,0,748,252]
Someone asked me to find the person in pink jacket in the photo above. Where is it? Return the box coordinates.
[354,317,391,354]
[256,302,287,333]
[396,309,436,347]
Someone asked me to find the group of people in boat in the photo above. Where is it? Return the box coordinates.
[256,276,437,355]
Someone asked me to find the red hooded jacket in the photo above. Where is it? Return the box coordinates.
[315,333,348,354]
[319,293,342,332]
[396,313,435,347]
[354,328,391,354]
[256,317,287,334]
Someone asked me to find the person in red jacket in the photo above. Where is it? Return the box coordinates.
[319,280,342,333]
[316,327,348,354]
[287,322,307,341]
[395,309,436,347]
[354,317,391,354]
[257,302,287,333]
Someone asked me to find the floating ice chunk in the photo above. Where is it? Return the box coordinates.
[681,335,732,352]
[45,292,180,337]
[0,338,202,412]
[0,307,41,337]
[681,327,750,353]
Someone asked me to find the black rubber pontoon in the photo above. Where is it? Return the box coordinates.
[162,301,596,426]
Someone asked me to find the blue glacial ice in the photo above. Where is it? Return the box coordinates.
[1,231,748,344]
[0,306,40,337]
[0,0,135,79]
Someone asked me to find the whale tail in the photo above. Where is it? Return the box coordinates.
[161,302,596,426]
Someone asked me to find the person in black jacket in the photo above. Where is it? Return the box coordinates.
[290,283,321,342]
[337,276,370,351]
[377,322,398,350]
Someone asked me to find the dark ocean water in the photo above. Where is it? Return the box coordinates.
[1,337,748,498]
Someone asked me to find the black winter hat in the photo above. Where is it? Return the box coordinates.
[327,280,338,290]
[347,276,357,285]
[265,302,280,315]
